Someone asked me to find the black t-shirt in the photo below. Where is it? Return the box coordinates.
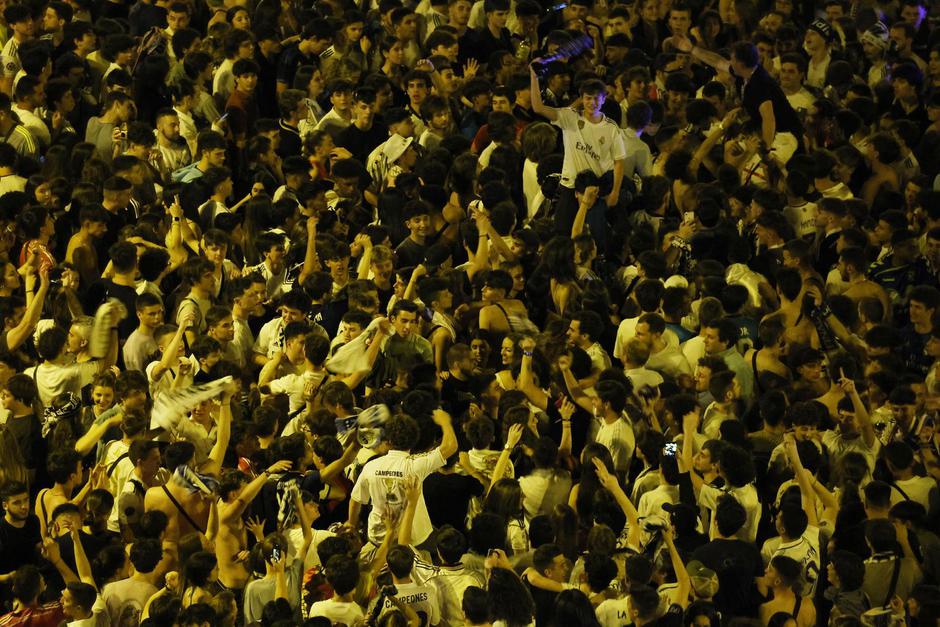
[524,574,558,627]
[423,471,484,534]
[469,27,514,63]
[737,65,803,139]
[5,413,43,471]
[692,538,762,619]
[395,237,428,270]
[336,122,388,165]
[84,280,139,339]
[0,515,42,573]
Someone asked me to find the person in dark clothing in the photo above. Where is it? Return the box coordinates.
[691,495,762,619]
[336,87,388,165]
[423,454,484,534]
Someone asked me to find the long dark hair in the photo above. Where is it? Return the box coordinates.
[488,568,535,626]
[550,590,601,627]
[575,443,615,525]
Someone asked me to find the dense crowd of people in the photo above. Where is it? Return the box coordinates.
[3,0,940,625]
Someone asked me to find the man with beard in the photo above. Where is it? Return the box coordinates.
[0,482,42,590]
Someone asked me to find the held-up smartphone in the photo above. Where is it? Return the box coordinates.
[217,112,230,124]
[662,442,678,457]
[271,546,281,562]
[683,212,695,224]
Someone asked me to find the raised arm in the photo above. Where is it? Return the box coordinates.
[529,62,559,121]
[782,433,819,527]
[298,216,321,285]
[74,412,124,456]
[571,186,598,239]
[488,424,523,495]
[517,336,549,410]
[840,374,875,449]
[320,438,361,483]
[558,397,574,458]
[220,460,292,523]
[8,268,50,352]
[663,526,691,609]
[432,408,458,460]
[203,384,235,476]
[151,315,194,383]
[674,35,731,73]
[681,408,704,495]
[70,526,96,588]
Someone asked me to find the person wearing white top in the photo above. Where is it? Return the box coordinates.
[530,64,626,237]
[348,409,458,546]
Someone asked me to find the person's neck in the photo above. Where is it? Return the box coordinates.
[872,160,892,175]
[781,83,800,96]
[915,318,932,333]
[15,100,34,113]
[409,233,426,245]
[100,109,121,124]
[651,337,666,353]
[354,117,372,130]
[211,192,227,203]
[4,513,24,529]
[602,410,619,424]
[846,271,866,285]
[893,467,914,481]
[232,304,250,320]
[810,48,828,63]
[487,22,502,37]
[189,286,209,300]
[112,270,136,287]
[772,586,795,599]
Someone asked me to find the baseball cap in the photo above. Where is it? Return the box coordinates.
[686,561,720,599]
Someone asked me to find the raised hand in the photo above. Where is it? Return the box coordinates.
[267,460,293,475]
[246,516,265,540]
[592,457,619,492]
[506,423,524,449]
[559,396,576,421]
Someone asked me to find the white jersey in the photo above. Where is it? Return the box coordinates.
[552,108,626,189]
[761,526,821,596]
[351,448,446,545]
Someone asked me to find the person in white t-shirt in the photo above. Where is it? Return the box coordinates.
[307,554,365,623]
[530,64,626,236]
[31,304,120,405]
[348,409,458,547]
[384,545,440,626]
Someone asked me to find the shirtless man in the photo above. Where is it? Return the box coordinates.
[838,247,892,322]
[144,384,234,542]
[65,206,108,288]
[764,267,817,349]
[144,441,211,543]
[215,460,291,592]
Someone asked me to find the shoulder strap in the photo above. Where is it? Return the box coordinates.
[751,350,764,394]
[493,303,515,333]
[891,481,911,501]
[793,595,802,618]
[883,557,902,608]
[38,488,50,525]
[107,452,130,477]
[161,484,206,535]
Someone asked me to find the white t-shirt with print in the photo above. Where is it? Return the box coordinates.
[552,107,627,189]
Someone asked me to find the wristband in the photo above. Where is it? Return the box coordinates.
[504,444,513,451]
[522,350,533,357]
